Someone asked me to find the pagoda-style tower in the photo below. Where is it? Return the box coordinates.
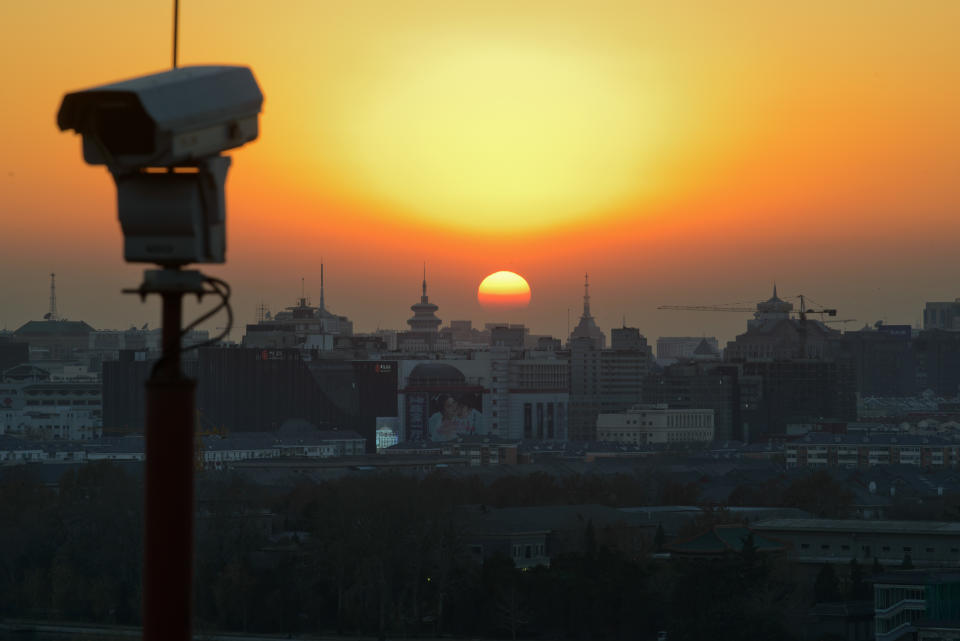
[408,265,442,331]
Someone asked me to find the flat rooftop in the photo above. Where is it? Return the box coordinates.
[753,518,960,536]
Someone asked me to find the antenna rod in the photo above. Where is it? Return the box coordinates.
[172,0,179,69]
[48,273,58,321]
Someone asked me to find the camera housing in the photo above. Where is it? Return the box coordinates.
[57,65,263,265]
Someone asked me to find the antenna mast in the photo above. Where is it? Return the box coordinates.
[48,273,59,321]
[172,0,179,69]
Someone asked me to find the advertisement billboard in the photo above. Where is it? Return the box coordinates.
[427,392,485,441]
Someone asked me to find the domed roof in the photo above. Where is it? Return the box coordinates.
[693,338,717,356]
[757,284,793,314]
[408,363,466,384]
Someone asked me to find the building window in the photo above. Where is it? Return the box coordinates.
[523,404,532,439]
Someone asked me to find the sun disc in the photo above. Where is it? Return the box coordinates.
[478,271,531,310]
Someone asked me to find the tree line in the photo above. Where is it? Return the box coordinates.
[0,463,882,639]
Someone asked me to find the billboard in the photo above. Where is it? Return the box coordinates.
[428,392,485,441]
[405,391,486,441]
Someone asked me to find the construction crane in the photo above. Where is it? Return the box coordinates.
[659,292,855,359]
[658,294,853,324]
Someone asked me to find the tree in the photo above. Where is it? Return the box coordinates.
[583,520,597,559]
[814,563,839,602]
[740,531,758,569]
[783,471,853,518]
[654,523,666,552]
[848,558,870,600]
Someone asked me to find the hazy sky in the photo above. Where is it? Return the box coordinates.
[1,1,958,344]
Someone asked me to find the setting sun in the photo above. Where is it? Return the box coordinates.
[477,271,531,311]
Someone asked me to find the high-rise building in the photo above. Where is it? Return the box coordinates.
[923,300,960,330]
[739,360,856,438]
[568,324,652,441]
[833,324,917,397]
[189,348,394,451]
[914,329,960,396]
[567,273,605,349]
[725,286,840,361]
[644,360,742,441]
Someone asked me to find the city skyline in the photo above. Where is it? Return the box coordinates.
[0,267,941,345]
[2,1,958,344]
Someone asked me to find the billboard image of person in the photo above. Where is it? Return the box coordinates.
[428,393,484,441]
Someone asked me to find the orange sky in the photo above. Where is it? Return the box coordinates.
[1,1,958,343]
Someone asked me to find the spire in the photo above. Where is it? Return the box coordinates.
[319,261,325,311]
[422,263,428,301]
[409,263,441,331]
[582,272,591,318]
[773,282,778,299]
[47,273,58,321]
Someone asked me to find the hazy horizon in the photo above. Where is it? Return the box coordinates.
[2,1,957,344]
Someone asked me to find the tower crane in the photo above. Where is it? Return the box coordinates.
[658,295,852,323]
[659,293,854,359]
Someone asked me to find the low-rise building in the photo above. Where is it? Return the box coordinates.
[0,435,46,463]
[753,519,960,569]
[0,380,102,440]
[596,404,714,445]
[786,432,959,469]
[386,435,518,465]
[199,430,366,470]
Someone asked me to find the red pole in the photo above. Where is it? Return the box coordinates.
[143,289,195,641]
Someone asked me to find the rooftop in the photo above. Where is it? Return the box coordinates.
[13,320,95,336]
[753,518,960,536]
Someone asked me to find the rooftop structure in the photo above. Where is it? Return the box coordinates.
[567,273,605,349]
[243,267,354,348]
[407,265,442,332]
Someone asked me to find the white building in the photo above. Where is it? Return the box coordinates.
[596,404,714,444]
[0,380,101,440]
[376,418,400,452]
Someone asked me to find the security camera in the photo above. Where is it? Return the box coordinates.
[58,65,262,172]
[57,65,263,266]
